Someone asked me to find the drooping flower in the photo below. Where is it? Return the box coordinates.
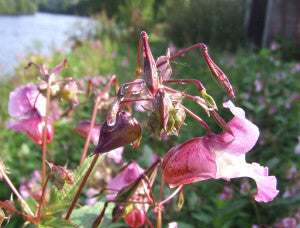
[7,83,54,146]
[162,100,279,203]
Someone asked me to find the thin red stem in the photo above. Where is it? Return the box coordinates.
[163,79,205,91]
[145,216,154,228]
[65,154,99,221]
[0,201,37,225]
[41,75,52,210]
[179,104,211,134]
[80,96,100,164]
[160,186,183,205]
[0,168,34,217]
[37,173,52,218]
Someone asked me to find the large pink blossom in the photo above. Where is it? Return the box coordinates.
[7,83,53,146]
[162,100,279,203]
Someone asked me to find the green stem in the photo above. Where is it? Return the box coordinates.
[65,154,99,221]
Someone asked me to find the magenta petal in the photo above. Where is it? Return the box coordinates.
[108,163,144,192]
[162,137,217,187]
[8,112,54,146]
[75,120,101,146]
[208,101,259,155]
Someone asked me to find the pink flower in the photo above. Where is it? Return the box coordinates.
[76,120,102,146]
[107,163,144,198]
[162,101,279,203]
[255,80,263,92]
[274,217,297,228]
[107,147,124,164]
[6,112,53,146]
[220,186,233,200]
[8,83,46,118]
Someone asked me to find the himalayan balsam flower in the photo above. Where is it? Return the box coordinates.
[162,100,279,203]
[6,83,53,146]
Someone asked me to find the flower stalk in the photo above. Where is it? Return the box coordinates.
[65,154,99,221]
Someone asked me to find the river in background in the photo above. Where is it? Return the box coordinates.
[0,12,91,75]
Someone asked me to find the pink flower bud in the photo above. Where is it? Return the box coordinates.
[57,81,80,105]
[123,207,146,228]
[92,110,141,155]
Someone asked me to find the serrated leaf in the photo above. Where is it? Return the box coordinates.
[24,197,37,214]
[41,216,75,227]
[45,202,71,215]
[70,201,114,228]
[49,155,103,205]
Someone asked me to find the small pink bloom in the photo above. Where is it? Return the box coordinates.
[269,105,277,114]
[92,40,101,50]
[255,80,263,92]
[85,188,99,206]
[220,186,233,200]
[291,63,300,74]
[270,41,279,51]
[290,93,300,101]
[295,137,300,154]
[274,217,297,228]
[121,57,129,67]
[258,96,267,105]
[75,120,102,146]
[162,101,279,203]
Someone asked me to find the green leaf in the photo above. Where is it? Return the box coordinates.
[24,197,37,214]
[40,216,75,227]
[70,201,114,228]
[45,202,71,215]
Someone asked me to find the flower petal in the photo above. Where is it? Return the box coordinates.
[8,83,46,118]
[162,137,217,187]
[215,152,279,203]
[208,101,259,155]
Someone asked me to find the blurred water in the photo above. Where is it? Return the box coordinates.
[0,12,90,75]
